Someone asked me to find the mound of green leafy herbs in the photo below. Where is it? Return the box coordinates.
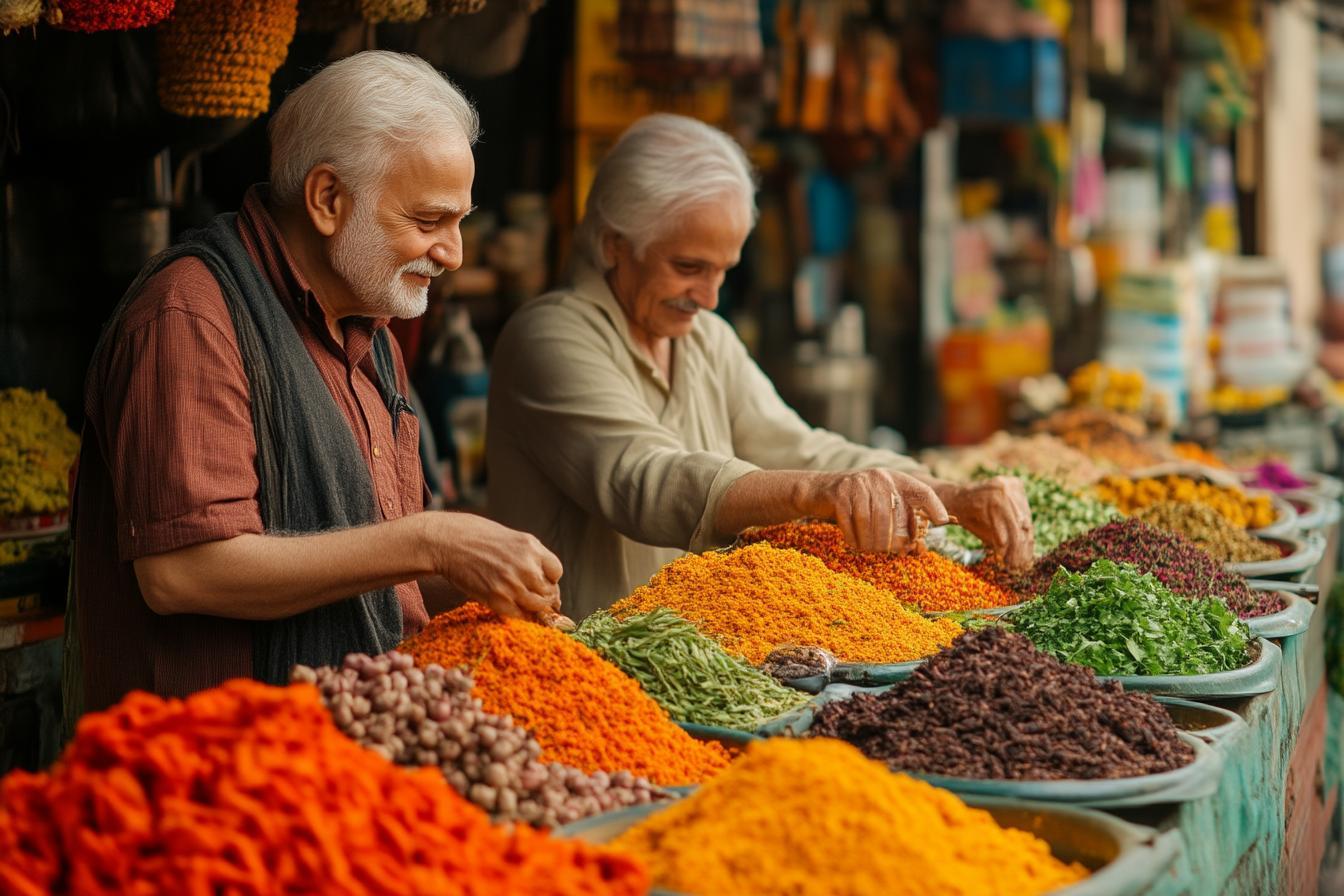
[1007,559,1253,676]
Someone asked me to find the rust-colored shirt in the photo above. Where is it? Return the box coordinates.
[70,187,428,715]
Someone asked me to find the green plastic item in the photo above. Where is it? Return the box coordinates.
[1243,593,1314,640]
[1225,532,1325,581]
[1156,696,1248,746]
[674,721,762,749]
[1101,637,1281,698]
[558,794,1182,896]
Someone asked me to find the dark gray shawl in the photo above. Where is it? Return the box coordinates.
[78,212,403,687]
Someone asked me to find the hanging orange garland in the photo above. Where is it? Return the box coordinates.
[157,0,298,119]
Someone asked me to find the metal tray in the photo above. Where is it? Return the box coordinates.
[1100,637,1281,698]
[1225,532,1325,581]
[1279,489,1340,532]
[1243,593,1314,639]
[560,794,1181,896]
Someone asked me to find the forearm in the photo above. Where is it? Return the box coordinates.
[134,514,434,619]
[713,470,820,538]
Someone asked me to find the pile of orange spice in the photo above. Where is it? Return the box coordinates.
[1092,474,1276,529]
[740,521,1019,612]
[611,543,963,665]
[0,680,648,896]
[400,605,730,787]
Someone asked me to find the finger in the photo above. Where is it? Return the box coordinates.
[539,548,563,584]
[867,488,890,554]
[835,501,861,552]
[479,593,524,620]
[515,587,559,617]
[905,481,951,527]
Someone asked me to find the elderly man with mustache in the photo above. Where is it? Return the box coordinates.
[487,114,1035,621]
[66,51,561,719]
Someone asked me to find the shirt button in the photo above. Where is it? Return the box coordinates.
[382,498,393,512]
[373,445,382,458]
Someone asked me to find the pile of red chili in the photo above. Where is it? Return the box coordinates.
[740,521,1018,612]
[0,679,648,895]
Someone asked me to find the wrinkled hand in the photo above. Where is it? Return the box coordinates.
[942,476,1034,571]
[805,469,951,554]
[429,513,563,620]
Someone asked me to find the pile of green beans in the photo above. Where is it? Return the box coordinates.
[573,609,809,731]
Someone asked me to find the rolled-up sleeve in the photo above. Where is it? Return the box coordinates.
[491,306,758,552]
[99,301,264,561]
[720,324,926,475]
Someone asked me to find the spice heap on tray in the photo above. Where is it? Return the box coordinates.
[1010,560,1254,676]
[923,431,1108,489]
[400,604,730,786]
[573,609,808,731]
[1016,518,1283,618]
[809,628,1195,780]
[737,523,1016,612]
[942,468,1120,556]
[297,651,667,827]
[610,542,963,664]
[0,387,80,518]
[612,738,1088,896]
[0,680,648,895]
[1031,406,1169,469]
[1136,502,1281,564]
[1092,474,1276,529]
[1245,460,1309,492]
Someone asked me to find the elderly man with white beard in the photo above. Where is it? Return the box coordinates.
[64,51,561,718]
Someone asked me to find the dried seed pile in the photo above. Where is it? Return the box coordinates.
[923,431,1108,489]
[1136,501,1280,564]
[572,609,808,731]
[808,628,1194,780]
[295,651,666,827]
[1093,474,1277,529]
[737,523,1017,612]
[1019,518,1283,618]
[611,542,964,664]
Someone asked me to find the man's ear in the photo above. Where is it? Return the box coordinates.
[603,231,630,268]
[303,164,349,238]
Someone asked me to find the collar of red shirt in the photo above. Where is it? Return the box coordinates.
[237,184,392,363]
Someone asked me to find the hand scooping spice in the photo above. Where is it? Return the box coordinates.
[612,738,1088,896]
[808,627,1195,780]
[295,651,668,827]
[572,609,808,731]
[1010,559,1253,676]
[610,542,963,664]
[400,604,730,786]
[1018,518,1284,618]
[1136,501,1281,564]
[942,467,1120,556]
[738,522,1018,612]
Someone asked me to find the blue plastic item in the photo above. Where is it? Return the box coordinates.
[674,722,762,749]
[559,794,1181,896]
[940,37,1065,122]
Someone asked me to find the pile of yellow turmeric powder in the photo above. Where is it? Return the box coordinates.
[613,738,1089,896]
[611,543,961,665]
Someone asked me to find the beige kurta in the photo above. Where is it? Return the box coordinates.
[486,259,924,619]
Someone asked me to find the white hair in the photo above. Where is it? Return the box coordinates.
[576,113,757,270]
[268,50,480,207]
